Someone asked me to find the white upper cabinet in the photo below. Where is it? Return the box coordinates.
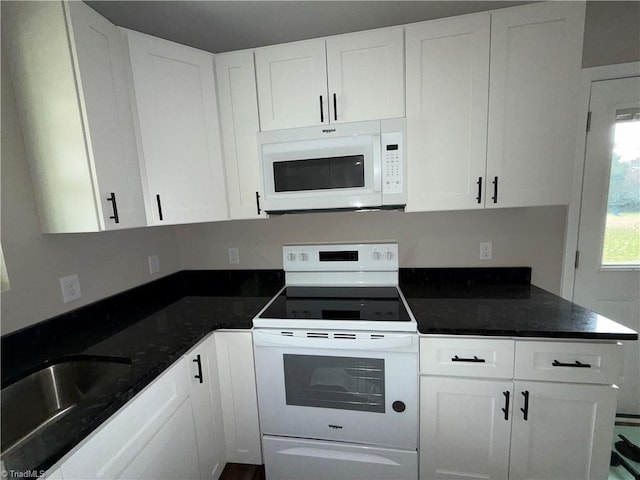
[2,1,146,232]
[486,2,586,208]
[325,27,405,124]
[255,39,328,130]
[255,27,404,130]
[405,13,490,212]
[125,31,229,225]
[215,51,266,220]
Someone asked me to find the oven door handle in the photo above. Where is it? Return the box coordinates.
[278,447,401,466]
[253,331,415,350]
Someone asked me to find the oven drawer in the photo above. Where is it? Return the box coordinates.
[420,337,515,378]
[262,435,418,480]
[514,340,621,384]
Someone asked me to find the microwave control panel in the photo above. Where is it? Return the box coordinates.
[381,132,403,195]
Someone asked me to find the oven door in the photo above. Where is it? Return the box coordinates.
[253,330,418,450]
[260,133,382,212]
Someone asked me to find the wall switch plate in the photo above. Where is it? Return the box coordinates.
[228,247,240,265]
[60,274,82,303]
[148,255,160,275]
[479,242,493,260]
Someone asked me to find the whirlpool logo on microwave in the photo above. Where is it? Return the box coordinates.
[328,424,343,429]
[321,128,336,133]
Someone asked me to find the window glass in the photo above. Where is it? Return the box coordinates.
[273,155,365,192]
[601,108,640,267]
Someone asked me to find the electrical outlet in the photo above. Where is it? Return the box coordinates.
[228,247,240,265]
[60,274,82,303]
[479,242,493,260]
[148,255,160,275]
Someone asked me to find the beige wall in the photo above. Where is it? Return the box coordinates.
[176,206,567,294]
[582,1,640,68]
[1,49,181,335]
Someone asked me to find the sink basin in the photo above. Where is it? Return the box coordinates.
[1,356,132,455]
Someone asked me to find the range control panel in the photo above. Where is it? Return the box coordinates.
[283,243,399,272]
[381,132,403,194]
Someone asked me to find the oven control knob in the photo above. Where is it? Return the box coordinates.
[300,252,308,261]
[392,401,406,413]
[385,250,394,260]
[372,251,381,260]
[287,253,296,261]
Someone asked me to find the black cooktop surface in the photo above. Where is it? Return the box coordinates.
[258,286,412,322]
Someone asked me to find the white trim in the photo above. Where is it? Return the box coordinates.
[560,62,640,300]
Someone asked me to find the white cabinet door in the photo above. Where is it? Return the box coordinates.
[405,13,490,212]
[216,51,266,220]
[67,1,146,230]
[486,2,585,208]
[118,400,200,480]
[126,30,228,225]
[326,27,404,124]
[215,331,262,464]
[2,1,145,233]
[255,39,328,130]
[60,358,190,479]
[419,377,512,480]
[509,381,618,480]
[186,335,226,480]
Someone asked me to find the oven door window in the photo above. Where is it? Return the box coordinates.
[273,155,365,192]
[283,354,385,413]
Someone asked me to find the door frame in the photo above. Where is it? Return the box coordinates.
[560,61,640,300]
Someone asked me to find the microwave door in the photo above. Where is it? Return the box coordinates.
[261,136,381,212]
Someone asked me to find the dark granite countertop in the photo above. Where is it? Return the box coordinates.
[400,268,638,340]
[1,267,636,474]
[0,270,284,474]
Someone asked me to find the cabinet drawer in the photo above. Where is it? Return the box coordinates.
[420,337,515,378]
[514,341,621,384]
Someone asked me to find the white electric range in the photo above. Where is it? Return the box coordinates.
[253,243,418,480]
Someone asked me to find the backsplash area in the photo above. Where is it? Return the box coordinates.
[176,205,567,294]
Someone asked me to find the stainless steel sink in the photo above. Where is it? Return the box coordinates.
[1,356,131,455]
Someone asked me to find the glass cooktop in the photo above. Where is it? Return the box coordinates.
[258,286,412,322]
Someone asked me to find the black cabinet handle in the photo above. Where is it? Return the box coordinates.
[333,93,337,121]
[451,355,486,363]
[520,390,529,421]
[476,177,483,204]
[319,95,324,123]
[552,360,592,368]
[502,391,510,421]
[491,176,499,204]
[156,194,164,221]
[193,354,203,384]
[106,192,120,224]
[256,191,262,215]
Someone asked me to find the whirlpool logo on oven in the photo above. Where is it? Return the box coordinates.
[328,424,343,429]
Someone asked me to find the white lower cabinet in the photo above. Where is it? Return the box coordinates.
[60,357,197,479]
[420,377,512,479]
[215,331,262,465]
[186,335,227,479]
[419,338,620,480]
[53,330,262,480]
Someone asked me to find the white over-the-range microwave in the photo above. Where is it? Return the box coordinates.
[257,118,406,214]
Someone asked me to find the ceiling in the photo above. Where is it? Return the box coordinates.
[86,1,535,53]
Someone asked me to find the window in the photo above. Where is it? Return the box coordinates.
[601,108,640,267]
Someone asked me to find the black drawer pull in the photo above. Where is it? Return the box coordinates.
[333,93,337,121]
[156,194,164,221]
[502,391,510,421]
[193,354,203,384]
[491,176,498,204]
[319,95,324,123]
[552,360,591,368]
[520,390,529,421]
[256,191,262,215]
[476,177,482,204]
[451,355,486,363]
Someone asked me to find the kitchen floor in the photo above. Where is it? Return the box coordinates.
[220,463,265,480]
[609,418,640,480]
